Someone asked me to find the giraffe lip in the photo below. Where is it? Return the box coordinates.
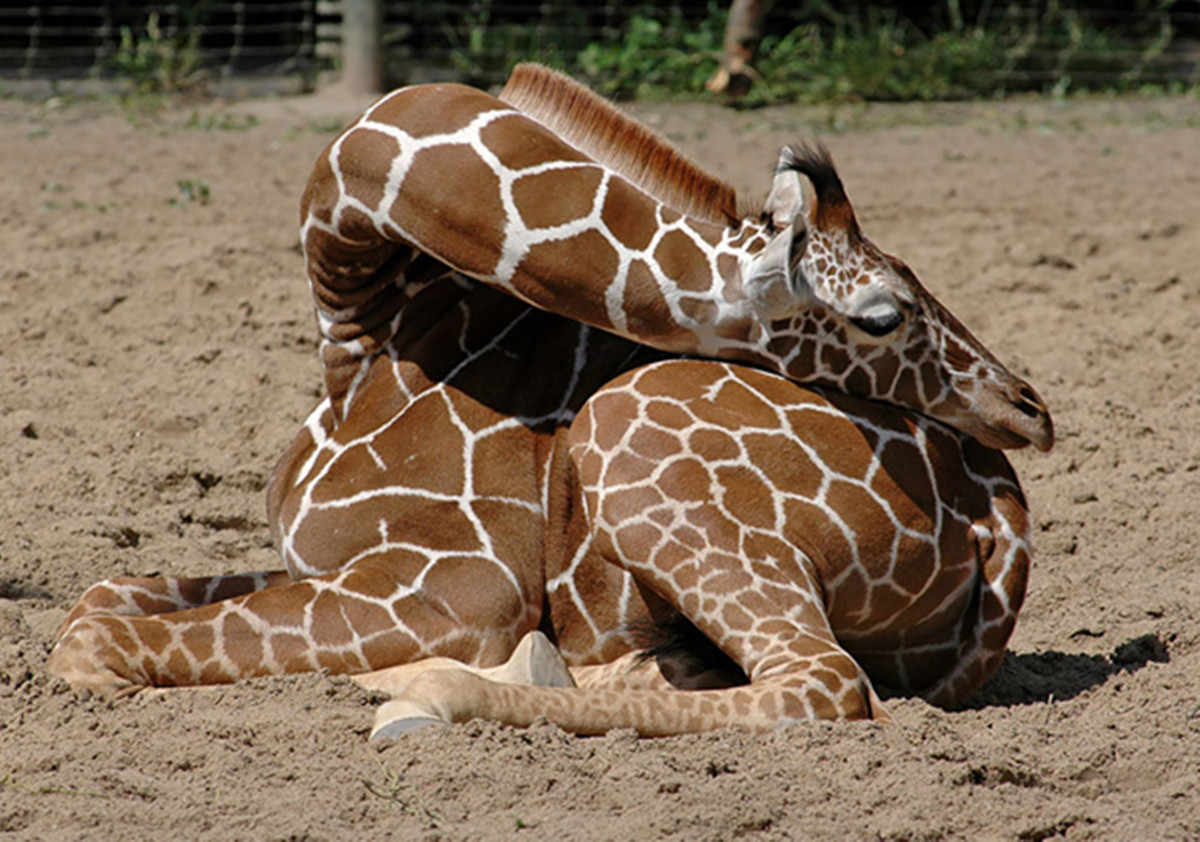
[1028,421,1055,452]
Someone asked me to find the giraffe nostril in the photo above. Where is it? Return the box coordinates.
[1012,388,1043,418]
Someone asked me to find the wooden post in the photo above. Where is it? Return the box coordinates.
[707,0,774,98]
[340,0,384,93]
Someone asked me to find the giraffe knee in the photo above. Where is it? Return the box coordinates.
[773,655,886,723]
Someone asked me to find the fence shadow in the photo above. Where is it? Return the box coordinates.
[962,633,1170,709]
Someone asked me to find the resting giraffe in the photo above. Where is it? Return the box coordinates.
[48,65,1052,734]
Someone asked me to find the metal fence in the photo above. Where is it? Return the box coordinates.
[364,1,1200,90]
[2,1,1198,90]
[0,2,317,80]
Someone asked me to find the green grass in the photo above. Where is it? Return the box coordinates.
[184,111,260,132]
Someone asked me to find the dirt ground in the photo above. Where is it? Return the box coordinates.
[1,85,1197,841]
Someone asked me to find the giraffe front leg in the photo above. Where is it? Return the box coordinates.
[362,631,577,740]
[569,629,748,692]
[919,486,1033,708]
[371,632,887,737]
[369,547,889,735]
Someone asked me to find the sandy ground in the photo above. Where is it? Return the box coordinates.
[0,87,1198,841]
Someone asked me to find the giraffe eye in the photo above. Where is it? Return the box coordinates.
[850,310,904,337]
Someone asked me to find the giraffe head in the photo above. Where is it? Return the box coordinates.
[743,145,1053,452]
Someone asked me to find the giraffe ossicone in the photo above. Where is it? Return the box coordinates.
[48,64,1050,736]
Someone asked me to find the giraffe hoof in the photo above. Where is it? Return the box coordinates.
[369,697,448,743]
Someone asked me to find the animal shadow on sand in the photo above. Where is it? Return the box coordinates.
[960,633,1171,708]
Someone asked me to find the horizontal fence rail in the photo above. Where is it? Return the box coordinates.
[0,2,316,79]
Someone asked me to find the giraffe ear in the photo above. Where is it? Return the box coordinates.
[745,149,809,318]
[763,147,805,230]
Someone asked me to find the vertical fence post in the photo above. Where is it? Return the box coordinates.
[340,0,383,93]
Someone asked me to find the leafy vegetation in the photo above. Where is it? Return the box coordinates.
[444,0,1200,105]
[564,2,1194,104]
[578,11,723,100]
[108,13,204,96]
[83,1,1200,106]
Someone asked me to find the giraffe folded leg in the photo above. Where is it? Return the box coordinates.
[917,490,1033,708]
[362,631,577,741]
[355,630,576,698]
[371,634,888,737]
[50,570,294,695]
[56,571,293,638]
[48,554,537,695]
[569,641,746,692]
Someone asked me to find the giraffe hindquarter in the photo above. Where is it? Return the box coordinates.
[266,273,664,670]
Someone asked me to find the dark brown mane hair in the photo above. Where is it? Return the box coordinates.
[499,63,741,226]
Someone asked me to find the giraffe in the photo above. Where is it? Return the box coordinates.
[48,65,1050,733]
[361,359,1031,737]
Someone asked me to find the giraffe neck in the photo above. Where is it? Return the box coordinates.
[300,81,809,420]
[301,78,1050,450]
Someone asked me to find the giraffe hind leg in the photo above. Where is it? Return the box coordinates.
[54,572,292,640]
[48,553,538,696]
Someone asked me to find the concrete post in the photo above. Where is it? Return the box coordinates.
[341,0,384,93]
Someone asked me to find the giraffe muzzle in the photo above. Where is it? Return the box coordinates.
[976,382,1054,452]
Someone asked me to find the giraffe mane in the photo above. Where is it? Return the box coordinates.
[500,63,741,226]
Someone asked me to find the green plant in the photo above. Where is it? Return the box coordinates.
[184,111,260,132]
[433,0,585,86]
[578,6,724,100]
[170,179,211,207]
[571,2,1196,104]
[109,12,204,95]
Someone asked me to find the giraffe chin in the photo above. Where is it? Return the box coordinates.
[970,417,1055,453]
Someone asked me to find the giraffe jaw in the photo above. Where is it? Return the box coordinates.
[973,420,1054,452]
